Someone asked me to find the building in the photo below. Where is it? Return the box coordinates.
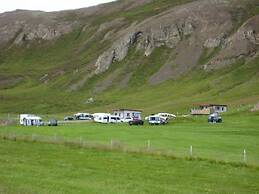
[191,104,227,115]
[112,109,142,121]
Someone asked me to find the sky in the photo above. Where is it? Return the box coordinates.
[0,0,115,13]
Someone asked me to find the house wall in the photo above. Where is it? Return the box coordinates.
[212,106,227,113]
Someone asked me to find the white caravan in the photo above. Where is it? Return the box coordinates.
[145,113,176,121]
[157,113,176,119]
[93,113,121,124]
[93,113,111,124]
[20,114,43,126]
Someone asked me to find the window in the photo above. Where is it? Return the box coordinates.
[127,113,130,117]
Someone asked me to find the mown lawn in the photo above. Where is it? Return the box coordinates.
[1,114,259,165]
[0,139,259,194]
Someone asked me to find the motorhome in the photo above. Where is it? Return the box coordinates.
[20,114,43,126]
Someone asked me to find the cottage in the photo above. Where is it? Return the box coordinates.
[191,104,227,115]
[112,109,142,122]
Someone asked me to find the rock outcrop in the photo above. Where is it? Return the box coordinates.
[0,10,77,46]
[95,0,234,76]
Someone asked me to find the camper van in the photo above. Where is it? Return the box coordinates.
[20,114,43,126]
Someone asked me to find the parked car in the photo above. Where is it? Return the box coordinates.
[129,119,144,126]
[64,116,74,121]
[121,117,133,123]
[208,113,222,123]
[110,116,122,123]
[148,116,168,125]
[48,119,58,126]
[74,113,93,120]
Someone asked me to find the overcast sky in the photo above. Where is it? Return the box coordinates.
[0,0,115,13]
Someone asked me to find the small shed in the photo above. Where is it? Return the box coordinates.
[113,109,142,121]
[191,104,227,115]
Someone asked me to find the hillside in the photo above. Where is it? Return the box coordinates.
[0,0,259,114]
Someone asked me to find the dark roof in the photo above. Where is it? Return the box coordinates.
[199,104,228,107]
[113,109,142,112]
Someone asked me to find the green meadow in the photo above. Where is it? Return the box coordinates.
[1,113,259,165]
[0,136,259,194]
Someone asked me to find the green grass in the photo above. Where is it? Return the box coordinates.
[0,139,259,194]
[1,114,259,165]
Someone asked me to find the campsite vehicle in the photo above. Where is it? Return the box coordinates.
[148,116,168,125]
[157,113,176,119]
[48,119,58,126]
[208,113,222,123]
[93,113,123,124]
[113,109,142,122]
[129,119,144,126]
[74,113,93,120]
[93,113,111,124]
[64,116,74,121]
[110,116,122,123]
[121,117,133,123]
[19,114,44,126]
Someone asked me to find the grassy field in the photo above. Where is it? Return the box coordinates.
[0,139,259,194]
[1,113,259,165]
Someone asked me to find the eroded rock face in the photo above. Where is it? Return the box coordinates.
[94,0,233,75]
[206,15,259,70]
[0,10,77,46]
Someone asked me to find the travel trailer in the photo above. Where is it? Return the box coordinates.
[145,113,176,121]
[156,113,176,120]
[113,109,142,122]
[93,113,121,124]
[19,114,43,126]
[93,113,110,123]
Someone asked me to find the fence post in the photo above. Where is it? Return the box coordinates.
[111,139,113,149]
[190,145,193,158]
[243,149,247,163]
[147,140,151,150]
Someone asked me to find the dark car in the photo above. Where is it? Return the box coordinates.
[64,116,74,121]
[129,119,144,126]
[48,119,58,126]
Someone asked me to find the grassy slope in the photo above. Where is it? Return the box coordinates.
[1,114,259,165]
[0,0,258,114]
[0,139,259,194]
